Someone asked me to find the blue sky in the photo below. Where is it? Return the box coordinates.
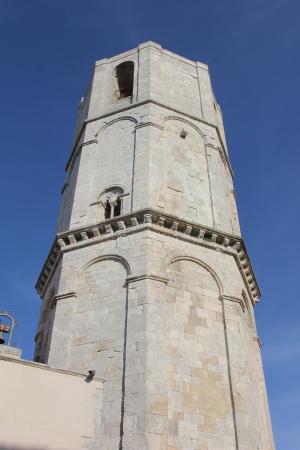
[1,0,299,448]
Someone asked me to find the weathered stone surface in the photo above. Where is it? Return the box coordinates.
[34,42,275,450]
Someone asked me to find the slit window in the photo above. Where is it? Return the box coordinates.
[104,199,112,219]
[115,61,134,99]
[114,197,121,217]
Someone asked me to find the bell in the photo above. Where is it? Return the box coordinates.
[0,322,11,345]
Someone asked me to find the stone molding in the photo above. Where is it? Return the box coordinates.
[126,274,169,284]
[54,292,77,301]
[66,100,232,176]
[52,292,77,309]
[36,209,260,302]
[82,254,131,275]
[134,121,164,130]
[66,139,98,174]
[222,294,246,312]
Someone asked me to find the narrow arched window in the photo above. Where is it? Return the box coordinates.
[104,199,112,219]
[115,61,134,99]
[99,186,125,220]
[114,197,121,217]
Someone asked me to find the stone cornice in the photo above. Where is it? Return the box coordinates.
[36,209,260,302]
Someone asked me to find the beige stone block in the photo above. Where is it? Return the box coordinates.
[152,403,168,416]
[72,335,89,346]
[147,432,162,449]
[188,315,207,327]
[95,339,113,352]
[168,418,178,435]
[173,411,184,421]
[191,367,203,378]
[208,371,222,382]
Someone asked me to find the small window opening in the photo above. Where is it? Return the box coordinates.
[114,197,121,217]
[99,186,124,220]
[104,200,111,219]
[180,130,187,139]
[115,61,134,99]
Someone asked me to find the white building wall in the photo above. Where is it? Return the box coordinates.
[0,356,103,450]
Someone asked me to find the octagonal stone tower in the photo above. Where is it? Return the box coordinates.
[35,42,274,450]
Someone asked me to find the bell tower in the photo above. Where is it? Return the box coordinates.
[35,42,274,450]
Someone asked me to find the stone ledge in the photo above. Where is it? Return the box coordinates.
[36,209,260,302]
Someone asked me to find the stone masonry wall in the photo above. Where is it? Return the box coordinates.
[74,42,219,138]
[36,43,274,450]
[57,103,239,235]
[44,229,274,450]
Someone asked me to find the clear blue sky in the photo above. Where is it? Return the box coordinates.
[1,1,299,448]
